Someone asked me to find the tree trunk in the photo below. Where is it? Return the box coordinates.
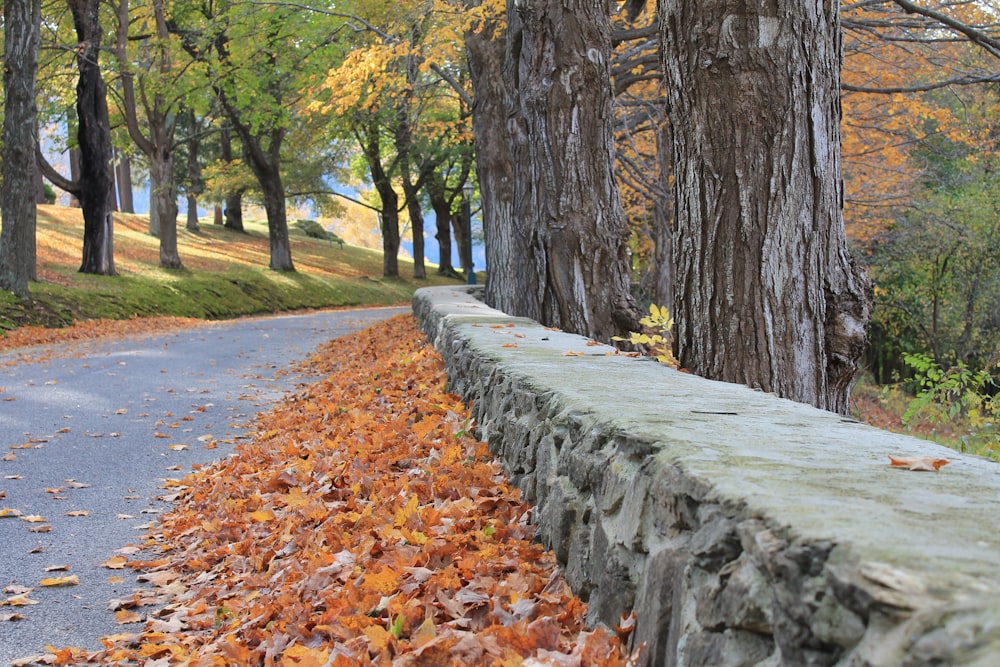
[660,0,872,413]
[116,0,181,267]
[220,128,245,232]
[224,195,244,232]
[149,152,182,268]
[358,117,400,277]
[186,195,199,230]
[69,0,116,276]
[495,0,639,341]
[185,111,202,231]
[408,197,427,279]
[225,125,293,269]
[428,181,458,277]
[258,167,294,272]
[376,189,401,278]
[466,11,526,308]
[0,0,41,297]
[34,163,48,204]
[451,211,467,277]
[115,150,134,213]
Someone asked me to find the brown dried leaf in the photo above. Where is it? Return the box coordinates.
[888,455,950,472]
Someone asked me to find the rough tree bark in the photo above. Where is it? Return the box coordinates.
[465,9,522,305]
[660,0,872,413]
[68,0,117,276]
[0,0,41,297]
[484,0,640,341]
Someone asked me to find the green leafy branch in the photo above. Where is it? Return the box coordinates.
[613,304,677,367]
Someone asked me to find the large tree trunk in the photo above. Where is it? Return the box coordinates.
[69,0,116,276]
[491,0,640,341]
[466,11,527,310]
[660,0,872,413]
[0,0,41,297]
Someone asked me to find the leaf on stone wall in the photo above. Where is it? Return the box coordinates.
[888,455,950,471]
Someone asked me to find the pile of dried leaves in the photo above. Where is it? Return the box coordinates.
[42,314,634,666]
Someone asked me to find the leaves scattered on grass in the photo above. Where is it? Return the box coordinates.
[0,317,205,361]
[42,314,636,666]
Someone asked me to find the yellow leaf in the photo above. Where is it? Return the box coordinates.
[0,508,23,518]
[4,593,39,606]
[363,624,394,654]
[40,575,80,587]
[250,509,275,522]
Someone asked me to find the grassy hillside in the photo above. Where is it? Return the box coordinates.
[0,205,465,331]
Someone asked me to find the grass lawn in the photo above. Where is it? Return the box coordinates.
[0,205,465,331]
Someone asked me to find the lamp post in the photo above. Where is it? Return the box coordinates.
[462,182,476,285]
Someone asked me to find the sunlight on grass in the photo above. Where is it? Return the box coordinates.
[3,205,464,332]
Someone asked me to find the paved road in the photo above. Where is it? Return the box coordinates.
[0,307,407,664]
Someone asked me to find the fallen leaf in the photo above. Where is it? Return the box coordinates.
[168,444,188,451]
[0,507,23,518]
[888,455,950,472]
[43,565,70,572]
[29,524,52,533]
[65,510,89,517]
[65,480,91,489]
[1,452,15,461]
[0,612,26,621]
[39,575,79,587]
[4,593,40,605]
[20,515,46,523]
[11,656,49,667]
[249,509,275,522]
[115,609,144,624]
[102,556,129,569]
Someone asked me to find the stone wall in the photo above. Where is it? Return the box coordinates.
[412,286,1000,667]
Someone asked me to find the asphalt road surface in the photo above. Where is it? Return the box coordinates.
[0,306,407,664]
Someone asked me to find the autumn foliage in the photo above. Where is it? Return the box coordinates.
[47,315,633,666]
